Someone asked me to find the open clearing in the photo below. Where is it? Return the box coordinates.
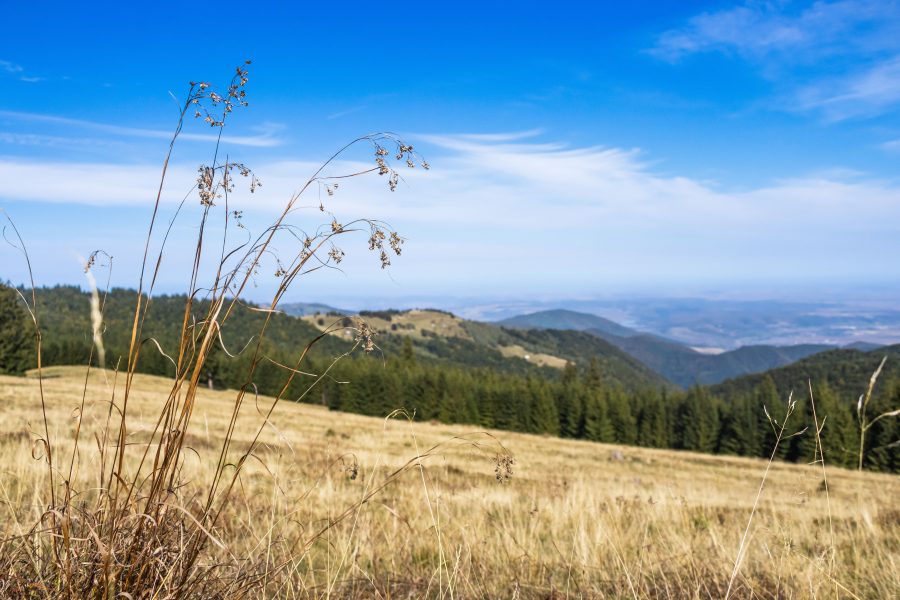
[1,367,898,598]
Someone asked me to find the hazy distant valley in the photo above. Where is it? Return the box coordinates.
[390,296,900,351]
[281,300,895,387]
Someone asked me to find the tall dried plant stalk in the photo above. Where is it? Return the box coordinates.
[1,63,511,599]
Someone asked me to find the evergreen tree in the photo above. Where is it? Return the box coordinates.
[401,336,416,366]
[585,356,604,389]
[582,390,614,442]
[675,386,720,453]
[606,387,637,445]
[558,363,585,438]
[527,377,560,435]
[756,376,790,459]
[0,284,34,375]
[813,381,857,468]
[718,393,763,456]
[862,385,900,472]
[636,389,669,448]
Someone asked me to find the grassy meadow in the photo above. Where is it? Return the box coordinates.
[1,366,897,598]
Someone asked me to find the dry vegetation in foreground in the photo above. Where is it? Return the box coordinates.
[1,367,897,598]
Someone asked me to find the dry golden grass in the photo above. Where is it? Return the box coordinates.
[497,344,569,369]
[1,366,897,598]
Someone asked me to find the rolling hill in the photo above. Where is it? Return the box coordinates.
[499,308,636,337]
[500,309,836,386]
[25,287,667,393]
[711,343,900,400]
[280,301,349,316]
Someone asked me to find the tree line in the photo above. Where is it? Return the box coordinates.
[316,349,898,472]
[0,283,897,472]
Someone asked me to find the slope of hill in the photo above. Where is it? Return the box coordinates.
[712,344,900,400]
[26,287,665,393]
[497,327,671,389]
[297,306,668,391]
[500,309,835,386]
[499,308,636,337]
[10,286,898,472]
[597,331,831,387]
[280,301,349,316]
[3,367,898,597]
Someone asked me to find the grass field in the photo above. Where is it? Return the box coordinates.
[1,366,898,598]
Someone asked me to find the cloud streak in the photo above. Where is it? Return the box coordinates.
[650,1,900,121]
[3,132,900,290]
[0,60,23,74]
[0,110,284,147]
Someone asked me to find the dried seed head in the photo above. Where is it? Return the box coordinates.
[495,454,515,483]
[328,247,345,264]
[389,231,403,255]
[354,319,376,353]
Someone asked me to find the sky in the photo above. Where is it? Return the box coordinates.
[2,0,900,308]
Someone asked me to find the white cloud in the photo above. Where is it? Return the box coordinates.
[0,60,23,74]
[0,110,284,148]
[651,1,898,62]
[796,55,900,119]
[651,1,900,120]
[3,133,900,289]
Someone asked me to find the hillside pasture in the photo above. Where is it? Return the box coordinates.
[0,367,897,598]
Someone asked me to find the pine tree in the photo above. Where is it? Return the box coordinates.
[0,284,34,375]
[675,386,720,453]
[861,385,900,472]
[606,387,636,445]
[756,376,789,460]
[585,356,604,389]
[527,377,560,435]
[582,389,614,442]
[812,381,856,468]
[401,336,416,366]
[718,393,763,457]
[558,363,585,438]
[636,389,669,448]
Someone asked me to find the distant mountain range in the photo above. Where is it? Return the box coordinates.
[34,285,885,391]
[498,309,877,387]
[457,297,900,349]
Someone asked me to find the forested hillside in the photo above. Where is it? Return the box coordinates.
[2,284,898,472]
[502,309,837,386]
[712,345,900,401]
[17,286,663,390]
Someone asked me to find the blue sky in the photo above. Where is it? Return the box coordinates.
[3,0,900,307]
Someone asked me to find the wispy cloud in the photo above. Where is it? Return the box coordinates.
[651,1,898,62]
[4,132,900,289]
[650,1,900,121]
[0,110,285,147]
[443,129,544,143]
[796,55,900,120]
[326,105,366,120]
[0,60,23,74]
[0,131,127,149]
[0,59,45,83]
